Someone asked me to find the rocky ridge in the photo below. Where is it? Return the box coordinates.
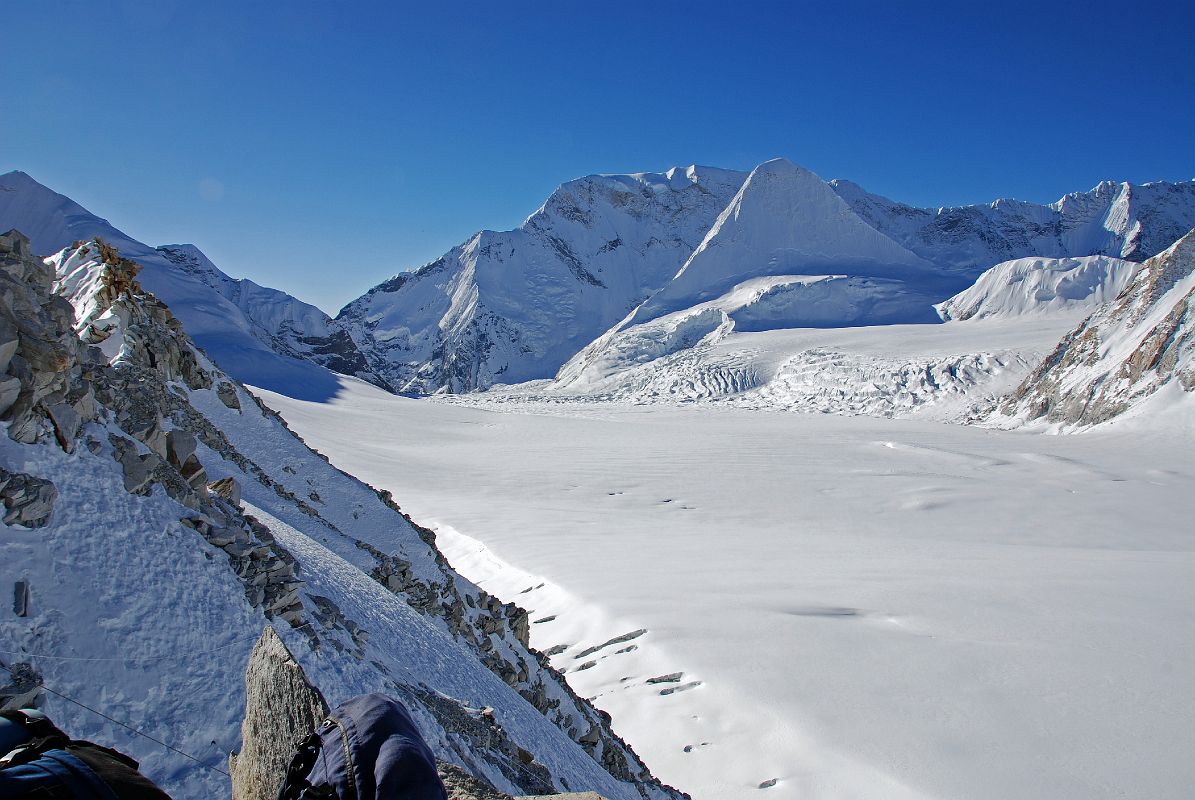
[997,227,1195,426]
[0,230,684,800]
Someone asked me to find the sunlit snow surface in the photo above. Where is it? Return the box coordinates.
[259,357,1194,800]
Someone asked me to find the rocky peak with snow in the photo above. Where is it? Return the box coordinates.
[997,227,1195,427]
[0,232,684,800]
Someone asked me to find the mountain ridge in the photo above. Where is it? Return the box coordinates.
[0,228,685,800]
[831,175,1195,272]
[0,170,375,399]
[6,165,1195,399]
[341,162,1195,394]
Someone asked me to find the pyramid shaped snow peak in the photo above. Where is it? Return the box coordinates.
[630,158,935,325]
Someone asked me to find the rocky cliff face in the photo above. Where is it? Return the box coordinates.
[997,228,1195,427]
[0,231,684,800]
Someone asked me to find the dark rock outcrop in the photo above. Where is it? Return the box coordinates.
[0,229,99,450]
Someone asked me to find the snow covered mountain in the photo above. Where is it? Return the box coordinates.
[0,230,683,800]
[934,255,1138,321]
[556,159,955,389]
[7,164,1194,404]
[339,161,1195,397]
[625,159,943,325]
[0,171,372,399]
[996,227,1195,427]
[832,175,1195,274]
[335,166,746,393]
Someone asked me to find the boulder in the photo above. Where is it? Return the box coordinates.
[179,454,208,490]
[46,402,81,452]
[166,429,198,469]
[229,627,329,800]
[0,468,57,528]
[111,439,157,495]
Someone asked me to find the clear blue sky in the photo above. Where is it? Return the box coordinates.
[3,0,1193,313]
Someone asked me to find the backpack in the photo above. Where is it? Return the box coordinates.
[0,709,173,799]
[278,693,446,800]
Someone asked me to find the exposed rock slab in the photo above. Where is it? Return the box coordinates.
[229,626,329,800]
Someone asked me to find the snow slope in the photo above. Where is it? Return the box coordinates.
[335,165,746,393]
[0,236,681,800]
[0,171,365,399]
[832,175,1195,273]
[262,377,1195,800]
[554,275,961,396]
[934,254,1138,320]
[629,159,943,326]
[997,228,1195,428]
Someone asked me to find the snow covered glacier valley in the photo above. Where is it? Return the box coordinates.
[260,368,1194,800]
[4,159,1193,799]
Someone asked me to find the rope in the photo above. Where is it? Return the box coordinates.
[0,633,259,663]
[0,661,231,779]
[0,626,322,777]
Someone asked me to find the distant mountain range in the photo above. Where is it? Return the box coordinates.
[3,163,1193,414]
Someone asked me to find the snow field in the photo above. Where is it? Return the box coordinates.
[261,376,1195,800]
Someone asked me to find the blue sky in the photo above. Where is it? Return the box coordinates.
[2,0,1193,313]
